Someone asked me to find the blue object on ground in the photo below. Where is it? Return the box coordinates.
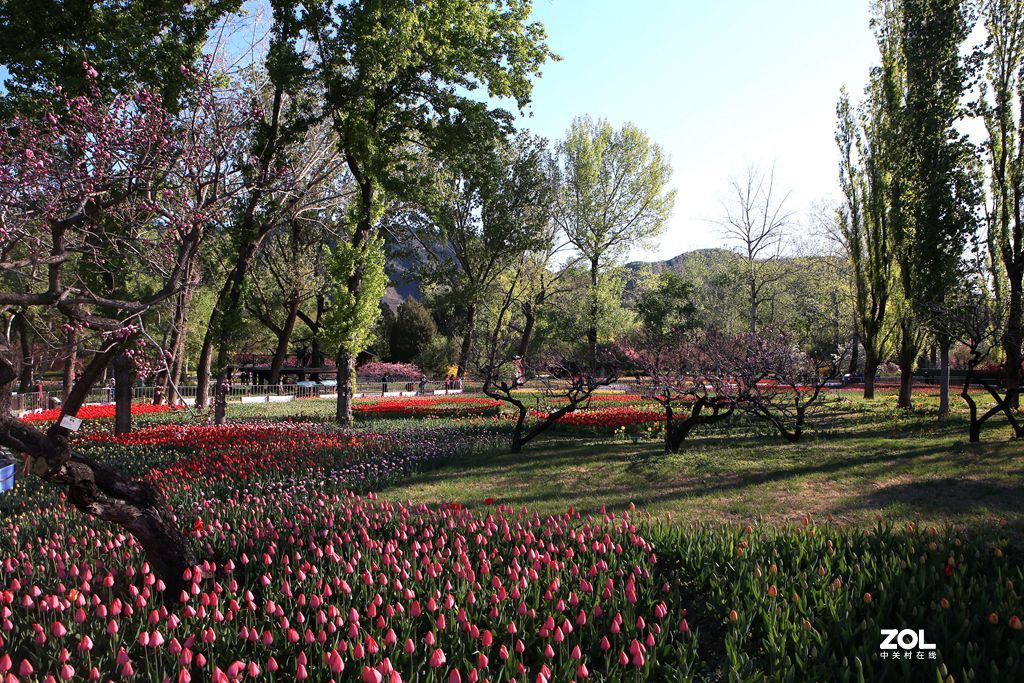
[0,463,14,494]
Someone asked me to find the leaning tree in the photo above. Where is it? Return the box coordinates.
[0,67,240,596]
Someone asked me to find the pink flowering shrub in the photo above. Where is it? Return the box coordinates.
[357,362,423,379]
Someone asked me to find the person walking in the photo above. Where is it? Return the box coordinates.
[382,373,390,394]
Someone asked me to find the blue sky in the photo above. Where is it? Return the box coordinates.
[515,0,879,261]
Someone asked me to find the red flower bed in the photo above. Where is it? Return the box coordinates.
[20,403,174,423]
[533,406,666,429]
[83,423,365,484]
[353,396,502,418]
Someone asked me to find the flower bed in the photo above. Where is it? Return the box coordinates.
[0,481,696,681]
[20,403,175,423]
[353,396,502,418]
[531,405,666,432]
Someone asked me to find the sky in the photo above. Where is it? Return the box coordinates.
[514,0,880,261]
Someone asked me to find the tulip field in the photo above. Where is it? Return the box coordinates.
[2,393,1023,681]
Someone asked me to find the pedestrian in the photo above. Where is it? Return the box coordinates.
[382,373,390,394]
[419,375,428,395]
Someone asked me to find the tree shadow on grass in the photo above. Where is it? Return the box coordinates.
[833,478,1024,518]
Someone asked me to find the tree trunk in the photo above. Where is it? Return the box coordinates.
[14,312,33,393]
[588,256,600,369]
[457,303,476,379]
[663,403,674,454]
[749,278,758,335]
[938,341,950,418]
[268,296,300,385]
[196,327,214,409]
[1004,269,1022,410]
[517,301,537,360]
[112,353,134,436]
[336,349,355,426]
[848,322,860,377]
[863,347,880,400]
[62,327,78,401]
[897,322,916,410]
[213,376,228,425]
[158,263,197,405]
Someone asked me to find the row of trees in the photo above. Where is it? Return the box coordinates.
[0,0,556,592]
[833,0,1024,417]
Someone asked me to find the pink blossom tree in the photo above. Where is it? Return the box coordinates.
[0,64,244,596]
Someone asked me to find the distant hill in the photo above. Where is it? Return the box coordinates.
[625,248,737,275]
[622,248,740,289]
[383,246,824,305]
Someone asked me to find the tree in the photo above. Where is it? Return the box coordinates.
[245,219,332,385]
[834,88,896,399]
[622,273,736,453]
[321,234,389,416]
[719,165,793,334]
[555,117,675,366]
[0,0,241,114]
[0,67,235,597]
[390,299,438,363]
[931,284,1023,441]
[980,0,1024,410]
[871,0,978,410]
[899,0,978,415]
[195,66,347,423]
[710,329,844,444]
[401,132,554,377]
[283,0,553,426]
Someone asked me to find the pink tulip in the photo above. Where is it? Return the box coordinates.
[327,650,345,675]
[429,648,447,668]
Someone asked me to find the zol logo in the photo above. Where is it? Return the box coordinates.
[879,629,937,661]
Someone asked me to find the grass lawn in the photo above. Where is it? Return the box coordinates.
[382,392,1024,537]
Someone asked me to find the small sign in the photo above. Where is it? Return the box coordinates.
[59,415,83,432]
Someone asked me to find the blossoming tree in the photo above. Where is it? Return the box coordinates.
[0,65,242,595]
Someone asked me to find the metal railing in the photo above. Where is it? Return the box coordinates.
[10,379,481,416]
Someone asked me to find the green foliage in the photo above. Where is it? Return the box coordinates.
[390,299,438,362]
[321,235,388,359]
[409,132,554,310]
[655,520,1023,681]
[286,0,553,195]
[537,265,635,353]
[416,334,460,377]
[0,0,241,114]
[555,116,676,265]
[634,270,698,337]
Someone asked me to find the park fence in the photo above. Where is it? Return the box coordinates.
[9,379,481,417]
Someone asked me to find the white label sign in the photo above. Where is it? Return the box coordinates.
[59,415,83,432]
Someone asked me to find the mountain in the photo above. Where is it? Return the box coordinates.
[622,248,740,289]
